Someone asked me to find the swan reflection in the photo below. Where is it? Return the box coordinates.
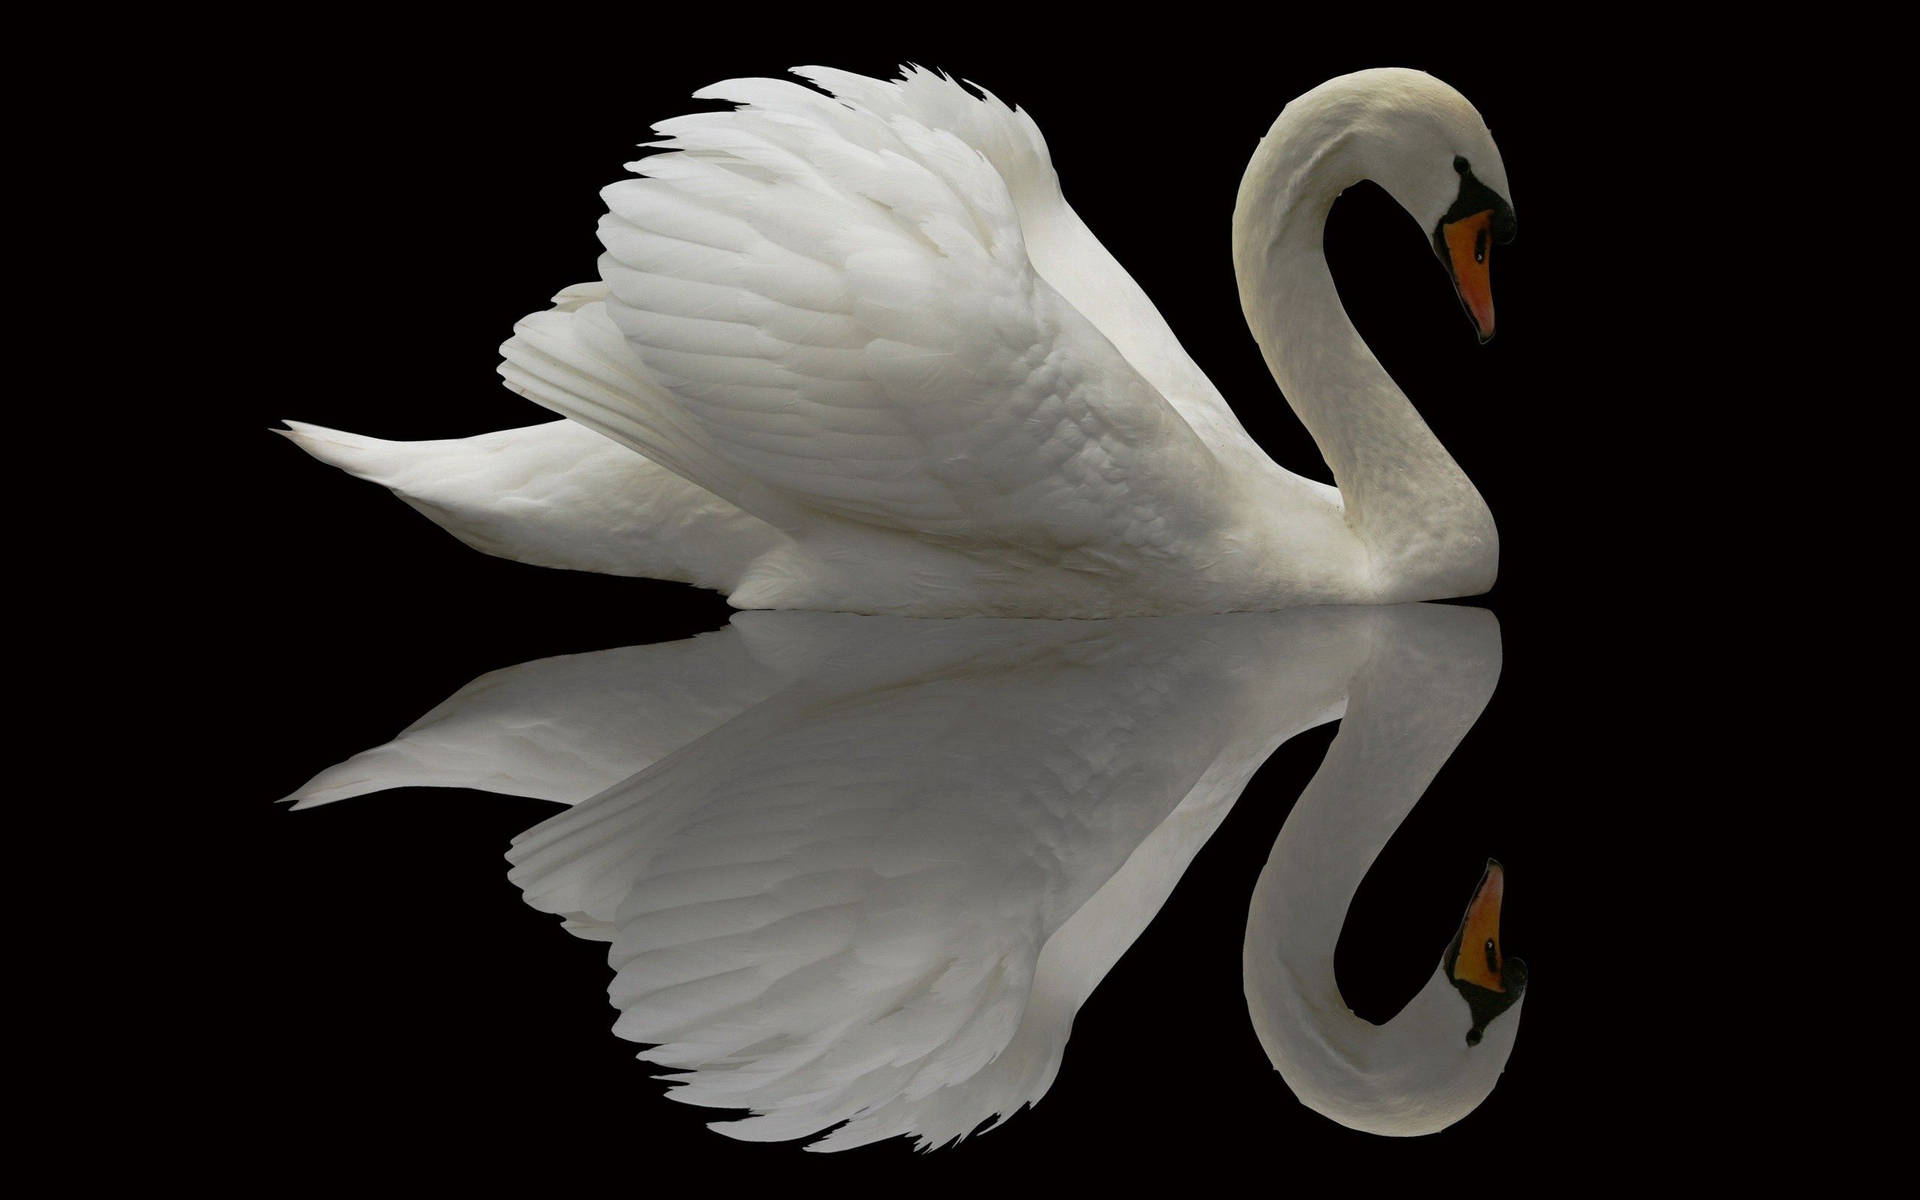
[288,603,1519,1146]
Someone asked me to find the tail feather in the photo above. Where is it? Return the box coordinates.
[281,416,778,591]
[282,280,795,591]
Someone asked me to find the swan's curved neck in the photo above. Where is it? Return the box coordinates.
[1242,605,1514,1135]
[1232,93,1496,601]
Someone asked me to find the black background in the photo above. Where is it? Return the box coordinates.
[184,14,1710,1189]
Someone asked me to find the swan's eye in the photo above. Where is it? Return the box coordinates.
[1454,155,1469,174]
[1483,937,1499,973]
[1474,227,1487,264]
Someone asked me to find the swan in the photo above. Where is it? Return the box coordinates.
[283,66,1514,617]
[285,603,1521,1145]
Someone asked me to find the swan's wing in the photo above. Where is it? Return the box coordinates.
[794,67,1266,466]
[566,70,1233,566]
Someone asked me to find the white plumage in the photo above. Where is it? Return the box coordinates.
[286,67,1515,616]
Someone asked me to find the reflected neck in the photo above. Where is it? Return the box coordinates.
[1241,606,1514,1135]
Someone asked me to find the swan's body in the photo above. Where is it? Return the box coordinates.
[286,604,1520,1145]
[286,67,1514,617]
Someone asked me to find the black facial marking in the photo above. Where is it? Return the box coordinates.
[1432,159,1517,263]
[1453,965,1527,1048]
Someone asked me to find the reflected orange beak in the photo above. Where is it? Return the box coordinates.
[1443,209,1497,343]
[1451,860,1506,992]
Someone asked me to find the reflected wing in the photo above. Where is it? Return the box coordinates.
[561,69,1229,565]
[503,620,1253,1149]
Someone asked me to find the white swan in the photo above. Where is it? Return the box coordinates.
[285,604,1520,1145]
[283,66,1514,617]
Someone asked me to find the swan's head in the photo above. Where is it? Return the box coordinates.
[1337,69,1518,342]
[1246,853,1529,1136]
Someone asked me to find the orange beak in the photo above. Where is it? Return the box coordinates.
[1451,860,1506,992]
[1443,209,1497,343]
